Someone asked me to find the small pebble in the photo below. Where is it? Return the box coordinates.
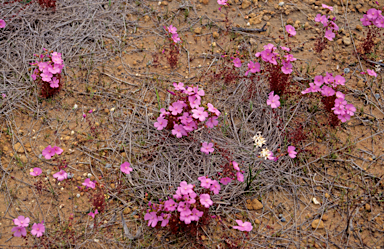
[344,68,350,74]
[76,194,80,198]
[87,173,92,178]
[278,214,283,218]
[281,217,286,222]
[374,94,380,99]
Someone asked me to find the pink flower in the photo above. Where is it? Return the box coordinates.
[209,180,221,195]
[314,75,324,86]
[169,101,184,115]
[285,25,296,36]
[159,213,170,227]
[53,146,63,155]
[154,116,168,130]
[263,43,276,50]
[88,209,99,218]
[367,69,377,77]
[178,201,190,214]
[167,25,177,34]
[338,113,351,122]
[0,19,6,28]
[345,104,356,116]
[324,73,334,84]
[334,75,345,86]
[268,151,276,161]
[206,116,219,128]
[30,167,42,176]
[198,176,213,189]
[267,91,280,109]
[173,82,185,91]
[41,72,53,82]
[191,86,205,96]
[172,124,188,138]
[233,58,242,68]
[287,146,297,158]
[82,178,95,189]
[324,29,335,41]
[38,62,49,73]
[144,212,160,227]
[281,61,293,74]
[207,103,221,116]
[160,108,170,118]
[236,172,244,182]
[191,208,204,221]
[367,8,379,20]
[180,181,194,195]
[361,15,372,26]
[233,161,240,171]
[201,142,214,154]
[31,73,37,80]
[329,21,339,31]
[180,209,193,224]
[11,227,26,237]
[322,4,333,11]
[192,107,209,121]
[261,49,273,62]
[217,0,227,5]
[53,170,68,181]
[233,220,253,232]
[245,61,261,76]
[31,222,45,237]
[281,46,290,52]
[189,95,201,109]
[284,54,296,62]
[13,216,30,227]
[200,194,213,208]
[172,33,181,43]
[374,16,384,28]
[164,199,177,211]
[51,52,63,65]
[42,145,55,159]
[120,162,133,174]
[48,64,62,74]
[320,86,335,97]
[49,77,59,88]
[336,91,345,99]
[220,177,232,185]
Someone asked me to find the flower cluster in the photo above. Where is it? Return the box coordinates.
[11,216,45,238]
[361,8,384,27]
[144,181,210,227]
[254,43,296,75]
[301,73,356,122]
[154,83,220,137]
[31,50,63,88]
[164,25,181,44]
[314,14,339,41]
[253,132,297,160]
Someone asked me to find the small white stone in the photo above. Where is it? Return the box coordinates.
[247,22,250,26]
[158,1,161,5]
[76,194,80,198]
[71,130,75,135]
[278,2,284,6]
[87,173,92,178]
[110,107,115,112]
[312,197,320,205]
[73,104,78,109]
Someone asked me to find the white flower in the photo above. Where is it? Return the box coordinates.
[259,148,271,160]
[253,132,266,148]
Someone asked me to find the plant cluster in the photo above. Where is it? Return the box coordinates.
[163,25,182,69]
[359,8,384,55]
[312,4,339,53]
[301,73,356,124]
[154,82,220,137]
[30,49,64,98]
